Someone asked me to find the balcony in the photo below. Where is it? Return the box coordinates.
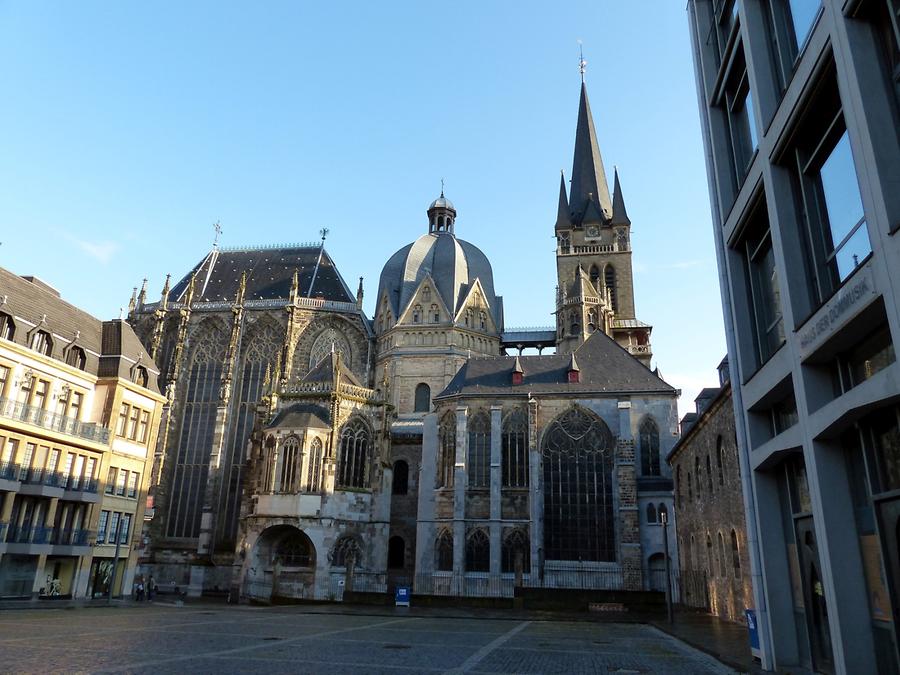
[15,467,99,500]
[0,398,110,444]
[0,461,18,488]
[4,524,93,553]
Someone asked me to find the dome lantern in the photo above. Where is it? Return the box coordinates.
[427,190,457,234]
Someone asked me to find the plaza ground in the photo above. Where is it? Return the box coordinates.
[0,603,737,674]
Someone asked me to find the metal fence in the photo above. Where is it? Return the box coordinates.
[0,398,110,443]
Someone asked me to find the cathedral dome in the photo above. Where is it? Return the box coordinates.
[376,196,502,328]
[428,195,455,211]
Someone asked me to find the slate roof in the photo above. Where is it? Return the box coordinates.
[301,351,363,388]
[168,245,355,305]
[568,82,613,225]
[377,231,503,327]
[266,403,331,430]
[436,329,676,399]
[0,267,160,393]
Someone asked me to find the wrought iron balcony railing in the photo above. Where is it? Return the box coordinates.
[0,398,110,444]
[4,524,93,547]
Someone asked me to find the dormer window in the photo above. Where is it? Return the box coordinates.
[31,330,52,356]
[133,366,149,387]
[0,312,14,341]
[66,346,86,370]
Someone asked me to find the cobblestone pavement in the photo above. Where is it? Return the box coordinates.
[0,604,736,674]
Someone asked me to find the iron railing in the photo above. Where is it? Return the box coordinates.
[0,398,110,443]
[17,465,99,493]
[0,461,18,481]
[4,524,92,547]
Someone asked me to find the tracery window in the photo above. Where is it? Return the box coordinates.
[279,436,300,492]
[569,311,579,336]
[479,312,487,330]
[501,528,530,574]
[331,536,362,569]
[502,408,529,487]
[687,471,693,501]
[465,528,490,572]
[437,412,455,488]
[275,531,313,567]
[604,265,618,313]
[435,529,453,571]
[308,328,351,370]
[639,417,661,476]
[306,437,323,491]
[542,407,615,562]
[337,418,370,489]
[467,411,490,488]
[167,322,226,538]
[414,383,431,413]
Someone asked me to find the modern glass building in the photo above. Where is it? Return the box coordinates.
[687,1,900,672]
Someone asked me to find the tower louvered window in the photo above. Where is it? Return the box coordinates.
[604,266,618,313]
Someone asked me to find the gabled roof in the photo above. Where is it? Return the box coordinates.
[301,351,363,388]
[436,328,676,398]
[168,245,355,305]
[266,403,331,430]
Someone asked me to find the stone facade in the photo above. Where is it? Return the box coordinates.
[668,372,752,624]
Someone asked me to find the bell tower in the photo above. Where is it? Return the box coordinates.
[554,76,652,365]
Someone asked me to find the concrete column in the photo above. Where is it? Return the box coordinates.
[30,554,48,599]
[415,413,438,575]
[489,406,502,576]
[616,400,642,590]
[453,406,468,576]
[528,400,541,578]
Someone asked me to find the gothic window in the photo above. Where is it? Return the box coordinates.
[467,411,490,488]
[306,437,323,492]
[479,312,486,330]
[689,536,696,571]
[676,466,682,507]
[308,328,351,371]
[604,266,618,313]
[647,503,658,524]
[331,536,362,569]
[275,530,313,567]
[731,529,741,577]
[422,286,431,302]
[706,534,714,576]
[589,265,600,284]
[388,536,405,569]
[706,454,714,493]
[167,321,226,538]
[392,460,408,495]
[639,417,661,476]
[695,457,702,498]
[569,311,579,336]
[0,312,14,341]
[31,330,52,356]
[659,503,668,523]
[718,531,727,577]
[437,412,456,488]
[464,309,472,327]
[501,528,530,574]
[263,436,276,492]
[716,436,725,486]
[587,309,597,333]
[687,471,693,501]
[337,418,370,489]
[431,304,439,323]
[616,228,628,251]
[502,408,529,487]
[279,436,300,492]
[414,383,431,413]
[221,318,281,546]
[465,529,490,573]
[67,346,87,370]
[413,305,422,324]
[542,407,615,562]
[435,529,453,571]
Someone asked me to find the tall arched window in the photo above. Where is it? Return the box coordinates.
[331,536,362,569]
[639,417,661,476]
[695,457,702,498]
[676,466,682,507]
[280,436,300,492]
[437,412,455,488]
[706,455,714,493]
[502,408,529,487]
[465,529,490,572]
[646,503,658,523]
[392,460,409,495]
[717,436,725,486]
[337,418,370,489]
[731,529,742,577]
[501,528,530,574]
[689,536,696,570]
[706,535,713,576]
[589,264,600,285]
[414,383,431,413]
[388,536,405,569]
[275,530,313,567]
[467,412,490,488]
[687,471,693,501]
[435,529,453,571]
[542,407,615,562]
[306,437,323,492]
[604,266,618,313]
[659,503,669,523]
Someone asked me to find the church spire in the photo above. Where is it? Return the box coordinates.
[570,82,612,224]
[611,167,631,226]
[555,170,571,231]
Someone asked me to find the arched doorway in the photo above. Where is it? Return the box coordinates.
[246,525,316,602]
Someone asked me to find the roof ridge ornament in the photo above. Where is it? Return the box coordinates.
[578,40,587,83]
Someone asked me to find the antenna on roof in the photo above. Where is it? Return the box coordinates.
[213,221,222,249]
[578,40,587,83]
[307,228,330,297]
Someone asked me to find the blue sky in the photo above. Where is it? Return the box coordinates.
[0,1,726,416]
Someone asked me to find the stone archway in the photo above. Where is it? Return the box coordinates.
[246,525,316,601]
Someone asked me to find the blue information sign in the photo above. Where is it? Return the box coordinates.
[395,586,411,607]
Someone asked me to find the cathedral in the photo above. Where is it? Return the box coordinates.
[127,79,679,599]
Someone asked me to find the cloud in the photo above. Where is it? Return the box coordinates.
[58,232,119,264]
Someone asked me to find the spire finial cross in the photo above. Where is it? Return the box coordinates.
[213,221,222,248]
[440,178,445,197]
[319,227,329,242]
[578,40,587,82]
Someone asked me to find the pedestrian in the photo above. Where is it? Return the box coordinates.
[136,579,144,602]
[148,575,156,602]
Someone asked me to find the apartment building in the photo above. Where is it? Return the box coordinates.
[688,1,900,672]
[0,268,163,600]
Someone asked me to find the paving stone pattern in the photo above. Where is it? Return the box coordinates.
[0,605,736,674]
